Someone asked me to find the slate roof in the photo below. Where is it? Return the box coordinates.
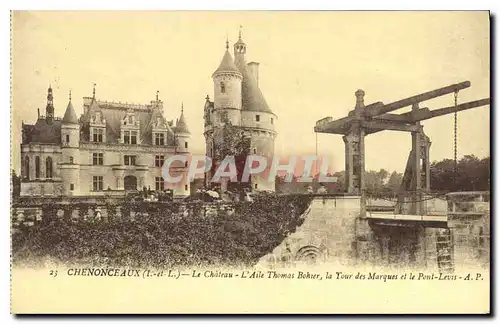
[62,100,79,124]
[235,55,274,115]
[22,119,62,144]
[213,50,241,76]
[174,111,190,134]
[80,99,177,145]
[23,98,182,146]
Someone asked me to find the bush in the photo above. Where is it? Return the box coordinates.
[12,194,313,268]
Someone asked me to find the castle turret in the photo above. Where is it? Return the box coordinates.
[174,103,190,196]
[60,90,80,195]
[212,39,243,126]
[204,30,278,193]
[174,103,190,152]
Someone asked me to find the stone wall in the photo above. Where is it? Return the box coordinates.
[11,200,236,226]
[257,196,361,268]
[20,181,63,197]
[257,194,490,271]
[450,214,490,270]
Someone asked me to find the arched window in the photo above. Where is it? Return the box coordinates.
[46,157,53,179]
[24,156,30,180]
[35,156,40,179]
[220,82,225,94]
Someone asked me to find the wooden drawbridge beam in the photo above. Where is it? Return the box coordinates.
[410,98,490,122]
[364,81,471,117]
[366,98,490,135]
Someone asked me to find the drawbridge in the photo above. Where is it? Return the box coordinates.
[314,81,490,227]
[314,81,490,272]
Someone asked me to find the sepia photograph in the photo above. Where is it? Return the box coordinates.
[9,10,491,314]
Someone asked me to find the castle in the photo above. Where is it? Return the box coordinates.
[204,32,277,192]
[19,31,277,198]
[20,86,191,197]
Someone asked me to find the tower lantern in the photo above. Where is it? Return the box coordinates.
[234,26,247,58]
[46,85,54,123]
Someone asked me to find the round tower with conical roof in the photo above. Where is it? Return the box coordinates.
[205,29,278,193]
[212,39,243,126]
[174,103,190,154]
[173,103,191,197]
[60,90,81,195]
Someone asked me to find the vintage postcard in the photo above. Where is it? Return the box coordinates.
[10,11,490,314]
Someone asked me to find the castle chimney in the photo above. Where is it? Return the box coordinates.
[247,62,260,86]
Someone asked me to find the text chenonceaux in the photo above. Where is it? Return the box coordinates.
[65,269,481,281]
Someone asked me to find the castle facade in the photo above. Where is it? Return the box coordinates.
[20,87,190,197]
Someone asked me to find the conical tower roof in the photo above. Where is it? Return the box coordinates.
[62,91,79,124]
[175,104,190,134]
[213,48,241,76]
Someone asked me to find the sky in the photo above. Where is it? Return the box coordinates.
[11,11,490,174]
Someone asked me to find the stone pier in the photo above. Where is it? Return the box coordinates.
[258,195,490,271]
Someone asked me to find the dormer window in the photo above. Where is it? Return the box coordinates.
[271,118,274,125]
[220,82,225,94]
[121,111,140,145]
[90,111,106,143]
[154,133,165,146]
[92,128,104,142]
[124,131,137,145]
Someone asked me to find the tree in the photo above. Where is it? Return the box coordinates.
[365,169,389,194]
[211,122,251,191]
[11,170,20,199]
[386,171,403,192]
[430,155,490,192]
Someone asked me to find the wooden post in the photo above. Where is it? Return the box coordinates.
[423,135,431,192]
[354,89,367,218]
[343,135,353,193]
[359,126,366,218]
[412,103,421,215]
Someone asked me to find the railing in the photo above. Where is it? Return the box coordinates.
[366,192,490,227]
[447,192,490,215]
